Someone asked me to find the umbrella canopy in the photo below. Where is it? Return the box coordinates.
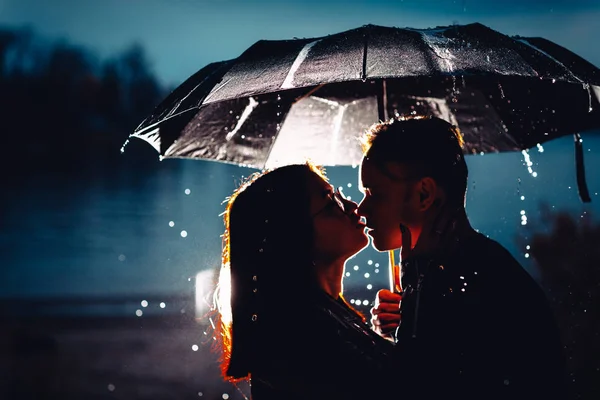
[124,23,600,202]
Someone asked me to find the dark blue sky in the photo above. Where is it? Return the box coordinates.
[1,0,599,86]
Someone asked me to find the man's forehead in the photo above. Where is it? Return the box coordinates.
[359,158,412,190]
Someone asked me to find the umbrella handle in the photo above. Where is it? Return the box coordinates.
[574,133,591,203]
[388,250,402,293]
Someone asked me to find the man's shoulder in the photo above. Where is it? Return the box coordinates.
[455,231,520,268]
[452,232,536,287]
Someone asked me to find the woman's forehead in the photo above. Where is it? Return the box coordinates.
[306,172,332,193]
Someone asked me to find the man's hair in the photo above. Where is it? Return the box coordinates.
[360,115,468,206]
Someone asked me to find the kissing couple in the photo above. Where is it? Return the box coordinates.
[213,116,567,400]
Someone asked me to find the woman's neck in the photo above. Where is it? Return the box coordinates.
[314,261,345,299]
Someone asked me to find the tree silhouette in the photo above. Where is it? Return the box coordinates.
[0,26,169,180]
[520,205,600,400]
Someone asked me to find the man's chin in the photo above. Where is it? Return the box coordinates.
[367,231,396,252]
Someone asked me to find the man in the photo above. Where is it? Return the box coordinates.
[357,116,567,399]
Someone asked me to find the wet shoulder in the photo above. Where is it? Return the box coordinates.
[451,232,546,303]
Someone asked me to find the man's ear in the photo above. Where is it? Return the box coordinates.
[417,177,439,211]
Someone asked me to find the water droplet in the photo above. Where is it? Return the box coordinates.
[108,384,116,392]
[353,265,359,271]
[135,309,143,317]
[362,300,369,306]
[141,300,148,307]
[364,273,370,278]
[192,344,199,351]
[222,394,230,400]
[525,253,530,258]
[521,196,525,201]
[160,302,166,308]
[367,284,373,290]
[375,269,380,273]
[345,272,351,277]
[118,254,126,262]
[185,188,191,195]
[498,83,505,99]
[169,221,175,227]
[181,230,188,238]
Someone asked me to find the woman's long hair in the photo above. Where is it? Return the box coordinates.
[214,162,329,381]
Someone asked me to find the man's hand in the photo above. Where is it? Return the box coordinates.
[370,289,402,337]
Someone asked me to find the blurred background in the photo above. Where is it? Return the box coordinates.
[0,1,599,399]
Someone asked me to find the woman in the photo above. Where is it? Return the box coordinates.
[214,162,396,400]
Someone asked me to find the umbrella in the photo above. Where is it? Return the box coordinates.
[123,22,600,202]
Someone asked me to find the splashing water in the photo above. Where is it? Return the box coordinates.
[498,83,506,99]
[521,149,538,178]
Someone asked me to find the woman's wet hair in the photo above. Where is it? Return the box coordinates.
[361,115,468,206]
[214,162,328,380]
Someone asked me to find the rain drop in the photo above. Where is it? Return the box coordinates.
[160,302,166,308]
[108,384,116,392]
[345,272,351,277]
[169,221,175,227]
[141,300,148,307]
[185,188,191,195]
[118,254,126,262]
[353,265,359,271]
[223,394,230,400]
[364,273,370,278]
[362,300,369,306]
[367,284,373,290]
[181,230,188,238]
[135,309,143,317]
[521,196,525,201]
[192,345,199,351]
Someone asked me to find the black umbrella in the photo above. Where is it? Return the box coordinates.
[123,23,600,202]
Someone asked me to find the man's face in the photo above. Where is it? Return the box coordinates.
[357,159,421,252]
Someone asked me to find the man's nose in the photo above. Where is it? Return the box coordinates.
[356,198,368,217]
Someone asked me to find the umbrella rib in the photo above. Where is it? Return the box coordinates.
[330,104,348,165]
[515,38,583,83]
[361,27,369,81]
[225,97,259,141]
[281,39,321,89]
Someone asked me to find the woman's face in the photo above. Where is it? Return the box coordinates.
[307,172,369,263]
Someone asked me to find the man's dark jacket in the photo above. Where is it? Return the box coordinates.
[395,231,567,399]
